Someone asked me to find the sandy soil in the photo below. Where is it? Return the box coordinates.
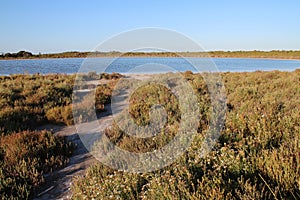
[34,108,113,199]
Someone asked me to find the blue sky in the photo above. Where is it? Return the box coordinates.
[0,0,299,53]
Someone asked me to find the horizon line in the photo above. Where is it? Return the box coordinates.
[1,49,300,55]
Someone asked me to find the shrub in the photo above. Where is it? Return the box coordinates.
[95,84,112,111]
[0,73,118,131]
[46,105,74,125]
[71,71,300,199]
[0,130,74,199]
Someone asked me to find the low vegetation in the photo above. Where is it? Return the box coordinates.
[0,72,121,199]
[72,70,300,199]
[0,70,299,199]
[0,73,119,134]
[0,130,73,199]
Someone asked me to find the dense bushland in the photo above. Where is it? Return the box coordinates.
[72,70,300,199]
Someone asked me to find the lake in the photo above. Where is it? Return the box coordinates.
[0,57,299,75]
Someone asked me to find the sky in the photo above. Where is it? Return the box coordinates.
[0,0,300,53]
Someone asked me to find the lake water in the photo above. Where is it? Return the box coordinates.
[0,57,299,75]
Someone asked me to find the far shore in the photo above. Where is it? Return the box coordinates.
[1,56,300,62]
[1,50,300,61]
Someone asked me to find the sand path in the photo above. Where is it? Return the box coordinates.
[33,107,114,200]
[33,75,150,199]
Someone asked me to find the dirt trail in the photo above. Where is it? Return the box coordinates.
[34,108,113,200]
[33,75,150,199]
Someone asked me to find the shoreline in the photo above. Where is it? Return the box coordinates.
[1,56,300,61]
[0,68,299,77]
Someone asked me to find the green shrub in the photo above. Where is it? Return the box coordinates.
[46,105,74,125]
[95,84,112,111]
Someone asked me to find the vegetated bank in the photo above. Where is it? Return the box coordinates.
[71,70,300,200]
[0,70,299,199]
[1,50,300,59]
[0,72,122,199]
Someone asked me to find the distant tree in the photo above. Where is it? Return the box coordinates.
[16,51,33,57]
